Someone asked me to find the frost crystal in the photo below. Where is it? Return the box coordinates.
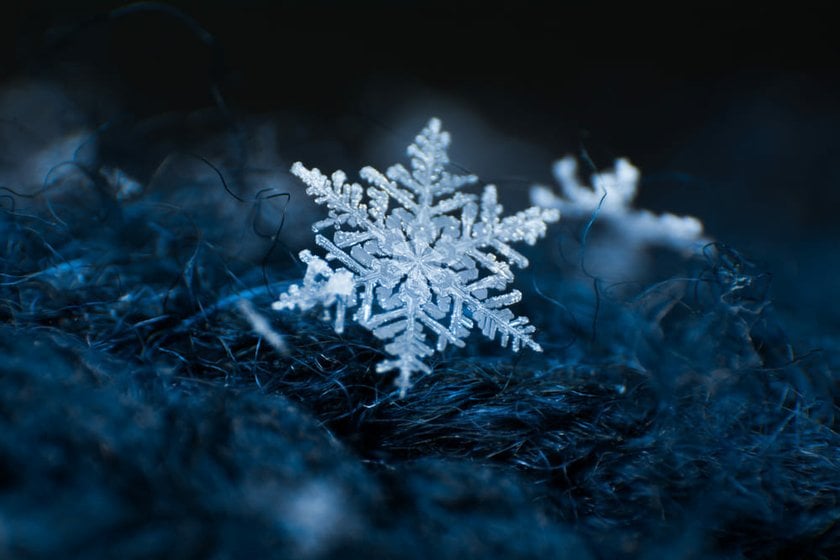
[530,156,707,253]
[273,118,559,396]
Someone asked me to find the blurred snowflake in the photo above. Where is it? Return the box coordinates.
[274,118,559,395]
[531,156,707,253]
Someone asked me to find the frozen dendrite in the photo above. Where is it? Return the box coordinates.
[274,118,559,396]
[530,156,707,253]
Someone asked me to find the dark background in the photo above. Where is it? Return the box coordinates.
[3,1,839,331]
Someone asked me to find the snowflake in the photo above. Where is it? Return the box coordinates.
[530,156,707,253]
[273,118,559,396]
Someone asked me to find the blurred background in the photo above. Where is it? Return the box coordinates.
[2,1,838,334]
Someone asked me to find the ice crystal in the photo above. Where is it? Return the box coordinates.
[531,156,707,253]
[274,118,559,396]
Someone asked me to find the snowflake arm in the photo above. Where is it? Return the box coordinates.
[272,250,356,334]
[276,118,559,396]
